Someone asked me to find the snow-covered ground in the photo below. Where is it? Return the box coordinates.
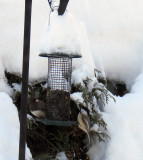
[0,92,32,160]
[0,0,143,159]
[88,70,143,160]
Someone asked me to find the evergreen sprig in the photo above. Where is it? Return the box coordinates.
[71,70,116,143]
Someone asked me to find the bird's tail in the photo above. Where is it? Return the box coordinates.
[87,132,92,147]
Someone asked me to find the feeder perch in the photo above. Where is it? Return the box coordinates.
[39,52,81,126]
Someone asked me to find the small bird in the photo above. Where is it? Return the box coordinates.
[28,98,47,118]
[77,107,91,146]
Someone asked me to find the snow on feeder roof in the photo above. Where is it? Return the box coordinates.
[40,11,82,57]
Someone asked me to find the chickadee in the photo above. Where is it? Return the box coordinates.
[28,98,47,118]
[77,108,91,146]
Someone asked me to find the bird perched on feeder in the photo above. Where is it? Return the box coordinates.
[77,106,91,146]
[48,0,69,15]
[28,98,47,118]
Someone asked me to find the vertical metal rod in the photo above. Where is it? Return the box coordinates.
[19,0,32,160]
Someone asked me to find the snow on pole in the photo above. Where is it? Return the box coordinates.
[18,0,32,160]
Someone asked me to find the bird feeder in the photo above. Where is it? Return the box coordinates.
[37,0,82,126]
[39,52,81,124]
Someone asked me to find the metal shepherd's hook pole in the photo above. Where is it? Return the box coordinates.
[19,0,32,160]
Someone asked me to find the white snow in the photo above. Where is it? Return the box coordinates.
[71,92,83,104]
[12,83,21,92]
[1,0,143,160]
[40,10,82,56]
[56,152,68,160]
[0,92,32,160]
[90,124,99,133]
[0,60,12,95]
[69,0,143,88]
[88,70,143,160]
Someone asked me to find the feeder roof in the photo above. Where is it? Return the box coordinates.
[39,52,82,58]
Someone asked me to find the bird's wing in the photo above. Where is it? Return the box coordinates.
[82,115,90,131]
[78,113,91,145]
[77,113,88,133]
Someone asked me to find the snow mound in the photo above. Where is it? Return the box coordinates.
[0,92,32,160]
[88,69,143,160]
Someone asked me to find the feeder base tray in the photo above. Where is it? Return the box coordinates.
[36,118,77,127]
